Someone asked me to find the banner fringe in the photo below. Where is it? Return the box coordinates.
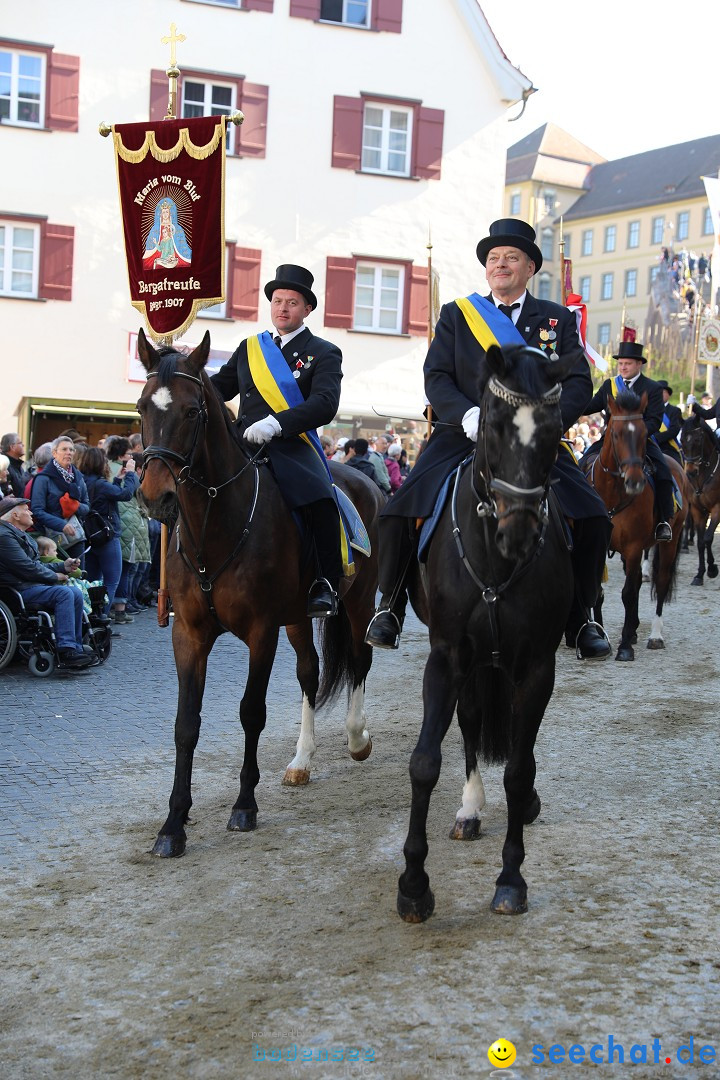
[112,122,223,164]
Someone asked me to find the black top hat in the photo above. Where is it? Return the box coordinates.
[476,218,543,271]
[655,380,673,395]
[264,264,317,310]
[612,341,646,363]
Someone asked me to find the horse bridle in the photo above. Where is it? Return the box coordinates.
[602,411,646,478]
[141,370,209,483]
[683,426,720,497]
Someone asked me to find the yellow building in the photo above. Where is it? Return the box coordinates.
[506,125,720,361]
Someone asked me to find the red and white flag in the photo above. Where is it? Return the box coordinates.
[566,293,608,372]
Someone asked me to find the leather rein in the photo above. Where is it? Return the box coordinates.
[683,429,720,501]
[141,368,263,616]
[588,411,646,519]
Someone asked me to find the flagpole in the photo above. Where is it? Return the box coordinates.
[559,217,566,306]
[426,227,434,442]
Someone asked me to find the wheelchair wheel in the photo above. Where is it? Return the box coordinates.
[84,624,112,664]
[0,599,18,670]
[28,650,56,678]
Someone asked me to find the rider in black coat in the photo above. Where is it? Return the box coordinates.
[365,219,612,659]
[654,380,683,465]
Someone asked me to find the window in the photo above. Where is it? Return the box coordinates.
[628,220,640,248]
[579,276,591,302]
[601,272,613,300]
[510,192,521,216]
[150,69,268,157]
[0,215,74,301]
[677,211,689,241]
[362,102,412,176]
[563,234,571,257]
[187,1,274,8]
[625,269,637,297]
[0,40,79,131]
[703,207,713,235]
[290,0,402,32]
[332,95,444,180]
[325,255,429,335]
[582,229,593,256]
[537,273,551,301]
[543,190,556,215]
[541,228,554,262]
[604,225,616,253]
[597,323,611,346]
[320,0,369,26]
[649,265,662,288]
[651,216,664,244]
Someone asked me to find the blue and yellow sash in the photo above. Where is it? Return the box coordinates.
[246,332,356,576]
[660,410,680,454]
[610,374,628,398]
[455,293,526,349]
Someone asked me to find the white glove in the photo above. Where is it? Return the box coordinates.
[244,415,282,444]
[462,406,480,442]
[686,394,696,405]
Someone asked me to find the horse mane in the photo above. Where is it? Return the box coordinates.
[615,388,641,412]
[482,344,558,401]
[152,348,182,387]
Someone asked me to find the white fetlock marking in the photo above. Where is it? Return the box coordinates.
[649,614,663,641]
[346,685,370,755]
[641,557,650,578]
[455,768,486,822]
[286,694,316,775]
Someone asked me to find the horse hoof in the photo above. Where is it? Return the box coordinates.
[151,832,186,858]
[227,809,257,831]
[491,885,528,915]
[523,790,541,825]
[350,736,372,762]
[449,817,481,840]
[282,768,310,786]
[646,638,665,650]
[708,565,718,579]
[397,887,435,923]
[691,576,704,586]
[615,647,635,662]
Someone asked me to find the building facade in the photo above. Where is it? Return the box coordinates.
[1,0,532,449]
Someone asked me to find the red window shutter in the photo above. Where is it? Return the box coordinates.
[414,107,444,181]
[289,0,321,17]
[39,223,74,301]
[47,53,79,132]
[332,96,363,171]
[244,0,274,9]
[324,257,356,329]
[406,264,428,335]
[149,69,169,122]
[372,0,403,33]
[227,244,262,321]
[238,82,269,158]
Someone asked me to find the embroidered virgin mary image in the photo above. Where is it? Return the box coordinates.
[142,198,192,270]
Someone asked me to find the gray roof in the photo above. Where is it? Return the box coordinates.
[561,134,720,220]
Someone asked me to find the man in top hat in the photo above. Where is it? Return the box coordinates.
[365,218,613,658]
[0,496,93,668]
[654,380,683,465]
[210,264,343,617]
[584,341,674,540]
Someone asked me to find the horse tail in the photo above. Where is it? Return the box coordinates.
[475,667,512,764]
[316,602,355,709]
[650,537,681,604]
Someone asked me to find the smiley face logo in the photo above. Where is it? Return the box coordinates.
[487,1039,517,1068]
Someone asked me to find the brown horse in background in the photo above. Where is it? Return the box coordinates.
[136,329,384,857]
[681,413,720,586]
[584,388,689,661]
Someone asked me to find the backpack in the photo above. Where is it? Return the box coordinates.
[84,508,113,548]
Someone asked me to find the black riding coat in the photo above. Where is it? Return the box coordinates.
[210,327,342,509]
[586,373,672,479]
[383,292,605,519]
[656,400,683,463]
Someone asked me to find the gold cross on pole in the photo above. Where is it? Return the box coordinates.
[161,23,185,70]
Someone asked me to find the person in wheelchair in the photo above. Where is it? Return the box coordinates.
[0,496,93,669]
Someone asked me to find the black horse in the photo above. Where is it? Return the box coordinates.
[681,414,720,586]
[135,329,384,857]
[397,343,575,922]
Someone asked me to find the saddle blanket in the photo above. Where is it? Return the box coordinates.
[417,457,473,562]
[335,485,371,558]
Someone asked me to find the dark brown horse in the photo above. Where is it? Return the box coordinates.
[135,329,384,857]
[681,414,720,586]
[584,389,689,661]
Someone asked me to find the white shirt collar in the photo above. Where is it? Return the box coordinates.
[274,324,307,348]
[491,291,527,324]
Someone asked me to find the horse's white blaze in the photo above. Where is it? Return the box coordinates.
[627,422,636,434]
[455,767,486,822]
[151,386,173,411]
[286,694,316,774]
[650,614,663,640]
[345,684,370,754]
[513,404,536,447]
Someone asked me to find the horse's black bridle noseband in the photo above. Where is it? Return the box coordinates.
[141,369,208,482]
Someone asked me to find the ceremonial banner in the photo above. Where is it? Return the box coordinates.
[565,293,608,372]
[621,325,637,343]
[112,114,226,342]
[698,316,720,365]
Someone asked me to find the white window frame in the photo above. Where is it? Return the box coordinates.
[581,229,593,256]
[604,225,616,253]
[510,192,521,216]
[182,77,236,150]
[320,0,371,27]
[676,211,689,241]
[601,272,613,300]
[625,268,637,297]
[537,272,551,301]
[651,216,664,245]
[542,190,556,215]
[0,219,41,297]
[541,228,554,262]
[579,276,591,303]
[598,323,611,346]
[0,47,45,128]
[353,261,405,334]
[361,102,412,177]
[703,207,713,235]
